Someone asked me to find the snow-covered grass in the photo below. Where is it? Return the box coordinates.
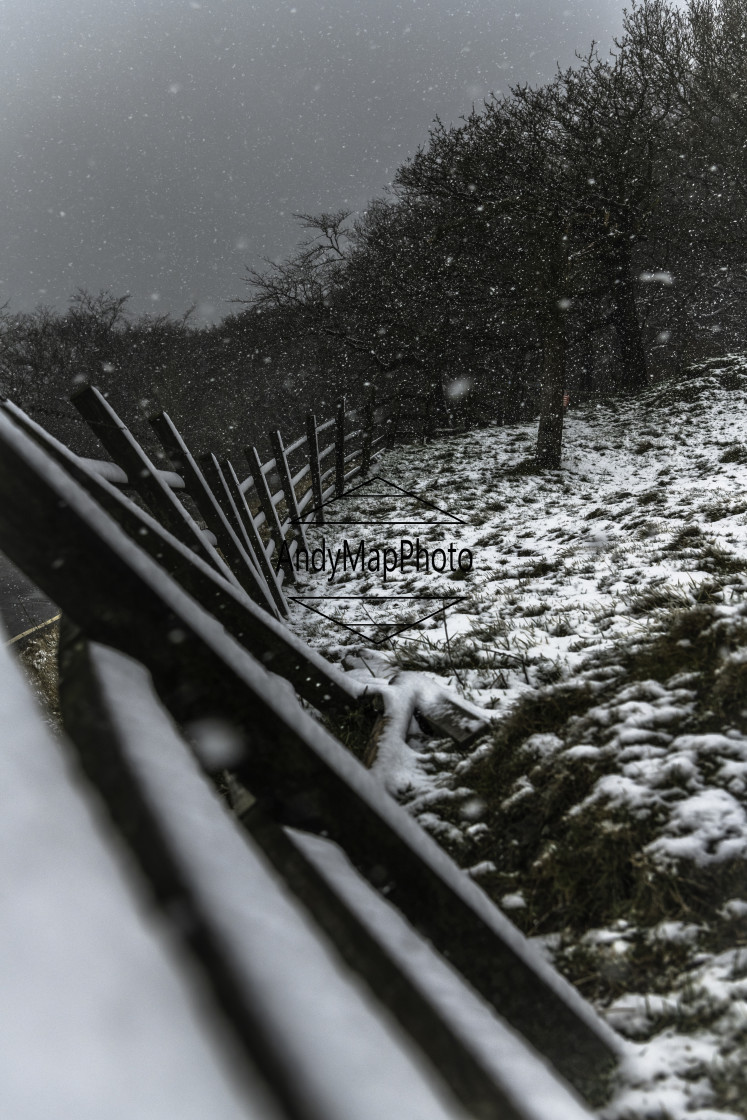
[291,355,747,1120]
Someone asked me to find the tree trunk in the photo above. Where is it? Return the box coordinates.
[535,299,566,469]
[423,379,448,440]
[535,228,567,470]
[608,237,648,392]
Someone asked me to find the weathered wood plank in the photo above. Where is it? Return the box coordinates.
[284,432,307,456]
[360,387,376,477]
[236,802,595,1120]
[71,385,237,586]
[196,452,246,538]
[305,413,324,525]
[246,444,295,583]
[149,410,278,614]
[212,455,288,616]
[0,631,269,1120]
[334,397,346,496]
[269,429,307,549]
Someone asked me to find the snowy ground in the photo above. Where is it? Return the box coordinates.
[290,356,747,1120]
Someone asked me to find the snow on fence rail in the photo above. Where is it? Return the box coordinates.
[0,393,624,1116]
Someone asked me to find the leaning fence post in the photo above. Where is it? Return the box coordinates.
[197,450,288,603]
[305,413,324,526]
[360,386,376,477]
[334,397,346,497]
[218,458,289,615]
[246,445,296,584]
[269,429,307,549]
[148,411,275,612]
[385,404,397,449]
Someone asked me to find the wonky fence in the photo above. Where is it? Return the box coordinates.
[0,384,623,1117]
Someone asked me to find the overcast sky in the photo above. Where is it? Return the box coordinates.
[0,0,631,324]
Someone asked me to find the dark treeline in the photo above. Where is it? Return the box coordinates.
[243,0,747,466]
[4,0,746,469]
[0,289,348,462]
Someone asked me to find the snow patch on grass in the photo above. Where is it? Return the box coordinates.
[293,355,747,1119]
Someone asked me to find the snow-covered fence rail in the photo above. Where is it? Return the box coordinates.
[0,631,262,1119]
[58,632,604,1120]
[0,401,623,1115]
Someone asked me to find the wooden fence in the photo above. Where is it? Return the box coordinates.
[67,384,393,619]
[0,389,623,1117]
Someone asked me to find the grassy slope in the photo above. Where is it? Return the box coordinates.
[292,356,747,1120]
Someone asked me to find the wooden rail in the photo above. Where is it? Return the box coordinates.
[0,389,624,1114]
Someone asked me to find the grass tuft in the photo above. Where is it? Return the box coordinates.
[720,443,747,464]
[449,600,747,962]
[14,623,61,726]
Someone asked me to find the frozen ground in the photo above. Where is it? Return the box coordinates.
[291,356,747,1120]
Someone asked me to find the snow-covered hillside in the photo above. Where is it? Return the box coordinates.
[291,356,747,1120]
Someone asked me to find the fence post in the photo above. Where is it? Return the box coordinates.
[360,386,376,477]
[195,451,244,538]
[193,450,288,614]
[269,429,307,550]
[148,411,275,611]
[334,397,346,497]
[216,458,289,615]
[246,445,296,584]
[385,401,398,449]
[305,413,324,526]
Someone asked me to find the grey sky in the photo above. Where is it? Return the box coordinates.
[0,0,631,323]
